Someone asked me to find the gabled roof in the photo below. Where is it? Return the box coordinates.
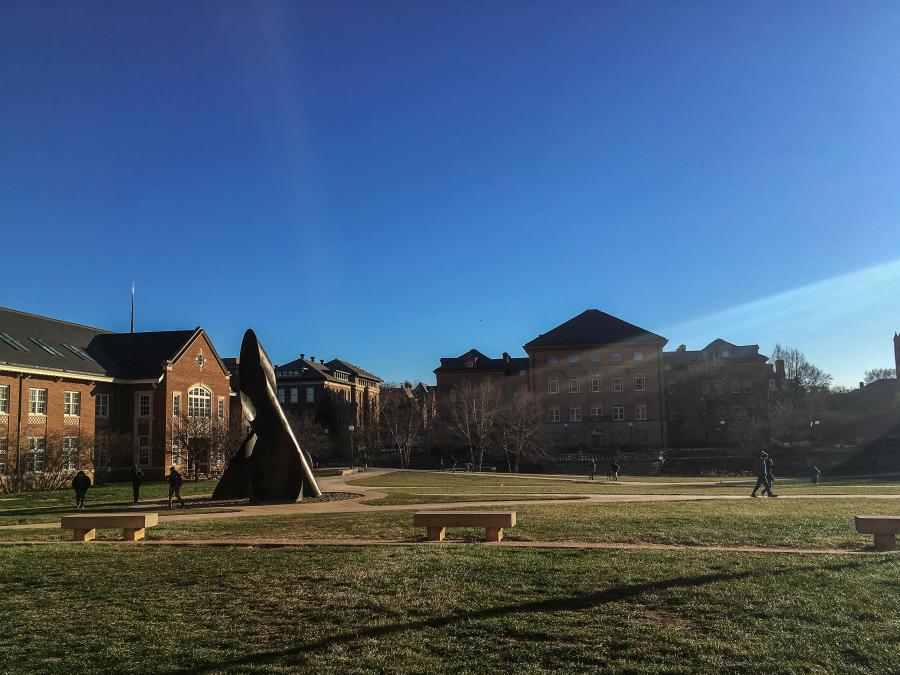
[524,309,667,349]
[94,330,199,379]
[0,306,111,377]
[663,338,767,367]
[434,348,529,374]
[326,359,383,383]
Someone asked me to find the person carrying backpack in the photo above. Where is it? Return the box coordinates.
[72,470,91,510]
[167,465,185,508]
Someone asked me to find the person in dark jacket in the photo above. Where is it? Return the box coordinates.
[765,457,776,494]
[589,458,597,481]
[751,450,777,497]
[809,464,821,486]
[72,470,91,510]
[609,462,620,481]
[167,465,185,508]
[130,464,144,504]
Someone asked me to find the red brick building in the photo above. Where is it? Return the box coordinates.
[0,307,231,482]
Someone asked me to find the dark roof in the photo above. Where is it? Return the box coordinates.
[434,348,529,374]
[0,306,219,381]
[93,330,198,379]
[326,359,383,383]
[663,338,767,367]
[524,309,667,349]
[0,306,111,377]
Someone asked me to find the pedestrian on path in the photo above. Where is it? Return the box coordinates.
[130,464,144,504]
[167,465,185,508]
[589,458,596,481]
[609,461,620,481]
[765,457,776,494]
[809,464,821,486]
[751,450,777,498]
[72,470,91,510]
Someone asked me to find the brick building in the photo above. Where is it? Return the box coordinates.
[0,307,231,482]
[663,339,783,447]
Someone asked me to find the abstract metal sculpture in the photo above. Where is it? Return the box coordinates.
[213,329,322,502]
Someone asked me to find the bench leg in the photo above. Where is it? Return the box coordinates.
[426,527,446,542]
[73,528,96,542]
[485,527,504,542]
[873,533,897,552]
[123,528,146,542]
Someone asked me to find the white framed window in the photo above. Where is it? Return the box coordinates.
[29,388,47,415]
[95,393,109,418]
[138,436,150,466]
[569,377,580,394]
[64,391,81,416]
[188,387,211,417]
[732,406,743,418]
[591,405,602,420]
[731,381,741,394]
[26,437,45,473]
[611,352,622,362]
[290,388,298,403]
[0,437,6,473]
[217,397,225,420]
[633,351,643,361]
[635,403,647,421]
[548,407,560,423]
[569,406,582,422]
[173,393,181,417]
[612,404,625,421]
[0,385,8,414]
[715,382,725,394]
[94,436,108,470]
[721,349,731,358]
[547,355,557,364]
[306,387,315,403]
[171,438,181,466]
[464,359,475,368]
[548,376,559,394]
[743,380,753,393]
[591,375,602,393]
[768,378,776,391]
[277,388,286,403]
[612,376,623,392]
[62,436,79,471]
[568,354,579,364]
[633,374,646,392]
[590,353,600,363]
[139,394,151,417]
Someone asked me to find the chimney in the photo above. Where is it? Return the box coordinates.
[775,359,785,379]
[676,344,686,352]
[859,381,865,390]
[310,356,315,363]
[300,353,305,360]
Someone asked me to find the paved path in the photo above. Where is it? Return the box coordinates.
[4,469,900,533]
[0,536,888,556]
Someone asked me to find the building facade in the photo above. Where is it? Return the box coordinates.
[0,307,231,482]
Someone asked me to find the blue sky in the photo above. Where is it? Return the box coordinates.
[1,1,898,387]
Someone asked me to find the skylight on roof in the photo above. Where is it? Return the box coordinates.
[63,344,96,361]
[29,337,64,356]
[0,332,29,351]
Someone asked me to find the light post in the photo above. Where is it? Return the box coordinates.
[348,424,355,468]
[810,420,820,444]
[628,421,634,448]
[563,423,568,449]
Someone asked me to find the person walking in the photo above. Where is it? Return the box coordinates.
[72,470,91,510]
[167,465,185,508]
[765,456,776,495]
[130,464,144,504]
[589,458,596,481]
[609,461,620,481]
[809,464,821,486]
[751,450,777,498]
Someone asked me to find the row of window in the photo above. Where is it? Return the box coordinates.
[0,436,79,474]
[549,403,648,423]
[547,351,644,366]
[277,387,316,404]
[701,380,754,395]
[548,374,646,394]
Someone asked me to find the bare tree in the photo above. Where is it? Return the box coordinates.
[497,389,541,472]
[285,410,333,467]
[379,383,424,468]
[0,429,94,493]
[171,413,239,480]
[769,344,833,443]
[864,368,896,384]
[442,381,503,470]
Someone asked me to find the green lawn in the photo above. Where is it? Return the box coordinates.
[4,498,898,550]
[1,545,898,674]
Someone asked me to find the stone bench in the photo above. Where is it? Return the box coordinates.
[413,511,516,542]
[61,513,159,542]
[855,515,900,551]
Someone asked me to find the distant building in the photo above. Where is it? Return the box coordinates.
[0,306,231,481]
[663,339,783,447]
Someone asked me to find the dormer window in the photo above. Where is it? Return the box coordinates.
[548,355,558,364]
[464,359,475,368]
[721,350,730,358]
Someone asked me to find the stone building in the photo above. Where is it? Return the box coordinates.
[0,306,231,482]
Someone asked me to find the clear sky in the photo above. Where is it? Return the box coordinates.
[2,1,899,387]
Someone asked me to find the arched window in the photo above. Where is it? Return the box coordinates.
[188,386,211,418]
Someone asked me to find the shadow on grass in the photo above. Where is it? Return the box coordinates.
[170,557,885,674]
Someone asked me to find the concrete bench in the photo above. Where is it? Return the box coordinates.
[855,515,900,551]
[60,513,159,542]
[413,511,516,542]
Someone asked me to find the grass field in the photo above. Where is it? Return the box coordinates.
[1,545,898,674]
